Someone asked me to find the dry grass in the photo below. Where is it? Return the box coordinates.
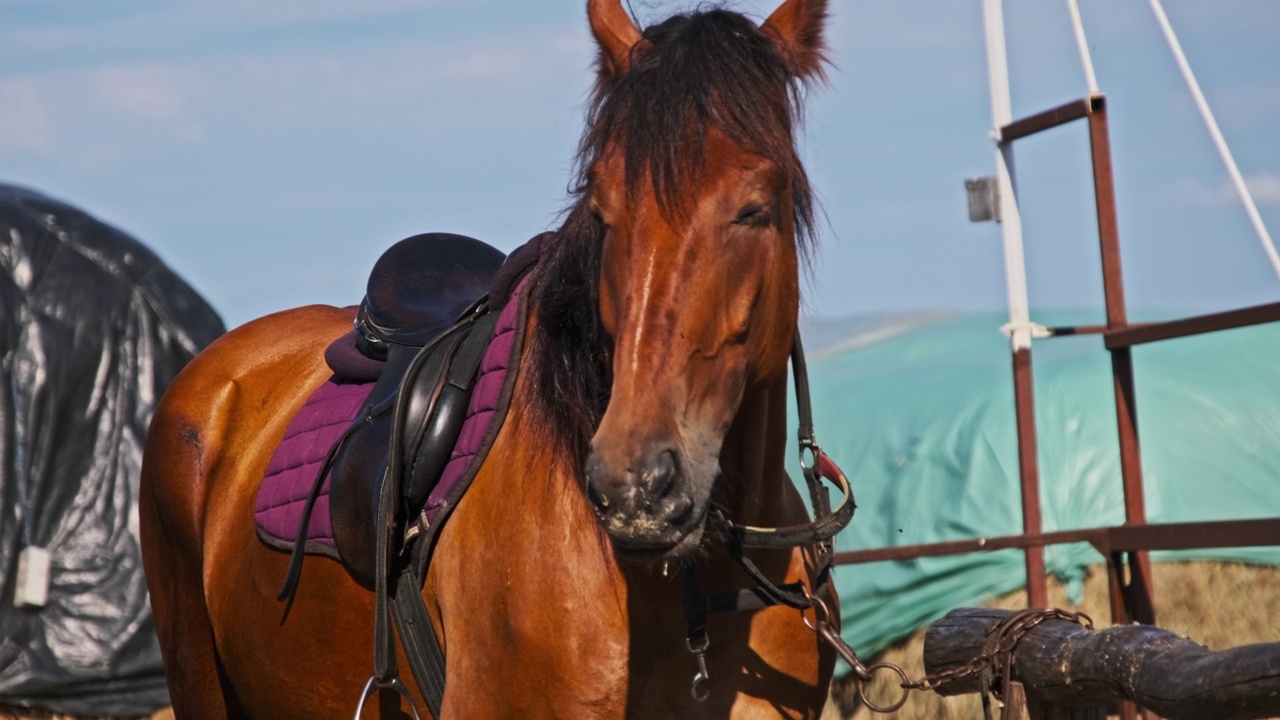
[823,561,1280,720]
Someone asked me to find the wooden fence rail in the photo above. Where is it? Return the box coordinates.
[923,608,1280,719]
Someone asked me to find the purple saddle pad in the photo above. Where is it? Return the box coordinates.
[255,377,374,554]
[254,278,526,556]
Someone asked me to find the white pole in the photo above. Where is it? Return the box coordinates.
[1066,0,1099,96]
[983,0,1034,351]
[1147,0,1280,284]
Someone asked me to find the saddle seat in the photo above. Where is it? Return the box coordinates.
[354,232,507,359]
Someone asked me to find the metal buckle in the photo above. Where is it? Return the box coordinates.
[353,676,423,720]
[686,635,711,702]
[799,436,821,472]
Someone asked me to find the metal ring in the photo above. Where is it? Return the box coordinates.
[691,672,710,702]
[856,663,912,714]
[798,442,820,472]
[799,586,830,632]
[353,676,424,720]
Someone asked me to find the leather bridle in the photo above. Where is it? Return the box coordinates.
[676,333,860,702]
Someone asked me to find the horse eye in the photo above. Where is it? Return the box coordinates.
[733,204,771,228]
[589,204,609,227]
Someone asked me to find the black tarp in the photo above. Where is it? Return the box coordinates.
[0,184,225,715]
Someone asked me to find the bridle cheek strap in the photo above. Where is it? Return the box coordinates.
[717,334,856,555]
[680,332,858,700]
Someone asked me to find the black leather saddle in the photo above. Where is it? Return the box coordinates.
[281,232,507,591]
[276,231,546,717]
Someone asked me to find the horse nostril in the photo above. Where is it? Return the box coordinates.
[641,449,679,501]
[585,480,610,511]
[665,496,695,527]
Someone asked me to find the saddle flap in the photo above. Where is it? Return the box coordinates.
[404,310,500,508]
[327,307,499,587]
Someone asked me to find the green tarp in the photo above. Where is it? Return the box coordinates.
[794,311,1280,658]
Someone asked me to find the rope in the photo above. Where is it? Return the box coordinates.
[1147,0,1280,284]
[1065,0,1099,96]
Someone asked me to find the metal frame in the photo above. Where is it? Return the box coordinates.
[835,4,1280,716]
[833,92,1280,611]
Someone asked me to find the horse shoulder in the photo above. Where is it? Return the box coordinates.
[426,376,632,718]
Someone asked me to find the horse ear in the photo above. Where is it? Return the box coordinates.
[761,0,829,79]
[588,0,644,78]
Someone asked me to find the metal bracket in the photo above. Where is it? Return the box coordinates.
[965,176,1001,223]
[1000,321,1052,340]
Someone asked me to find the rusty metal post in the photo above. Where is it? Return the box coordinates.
[1085,95,1156,622]
[1087,94,1157,720]
[1012,348,1048,609]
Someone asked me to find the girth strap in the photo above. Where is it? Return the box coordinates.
[368,456,444,716]
[370,299,499,717]
[389,563,445,713]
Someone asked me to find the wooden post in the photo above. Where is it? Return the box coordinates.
[923,608,1280,720]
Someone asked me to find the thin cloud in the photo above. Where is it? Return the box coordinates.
[0,78,49,152]
[0,17,588,172]
[441,50,528,81]
[1169,173,1280,209]
[1215,83,1280,130]
[0,63,204,170]
[1248,173,1280,205]
[183,29,589,133]
[91,66,197,123]
[4,0,459,55]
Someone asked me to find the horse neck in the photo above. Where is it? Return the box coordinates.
[716,370,795,528]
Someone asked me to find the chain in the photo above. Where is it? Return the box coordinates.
[903,608,1093,692]
[810,603,1094,714]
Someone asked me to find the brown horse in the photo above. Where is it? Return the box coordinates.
[139,0,842,717]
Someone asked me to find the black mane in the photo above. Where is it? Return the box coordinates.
[529,7,820,464]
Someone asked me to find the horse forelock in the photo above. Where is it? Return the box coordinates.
[530,6,822,472]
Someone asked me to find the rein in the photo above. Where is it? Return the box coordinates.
[683,336,1067,713]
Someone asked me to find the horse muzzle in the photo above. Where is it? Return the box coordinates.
[584,446,709,557]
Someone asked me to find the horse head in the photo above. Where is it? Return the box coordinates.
[578,0,828,558]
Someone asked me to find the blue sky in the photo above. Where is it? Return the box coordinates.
[2,0,1278,329]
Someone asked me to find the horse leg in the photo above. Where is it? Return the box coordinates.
[140,411,249,719]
